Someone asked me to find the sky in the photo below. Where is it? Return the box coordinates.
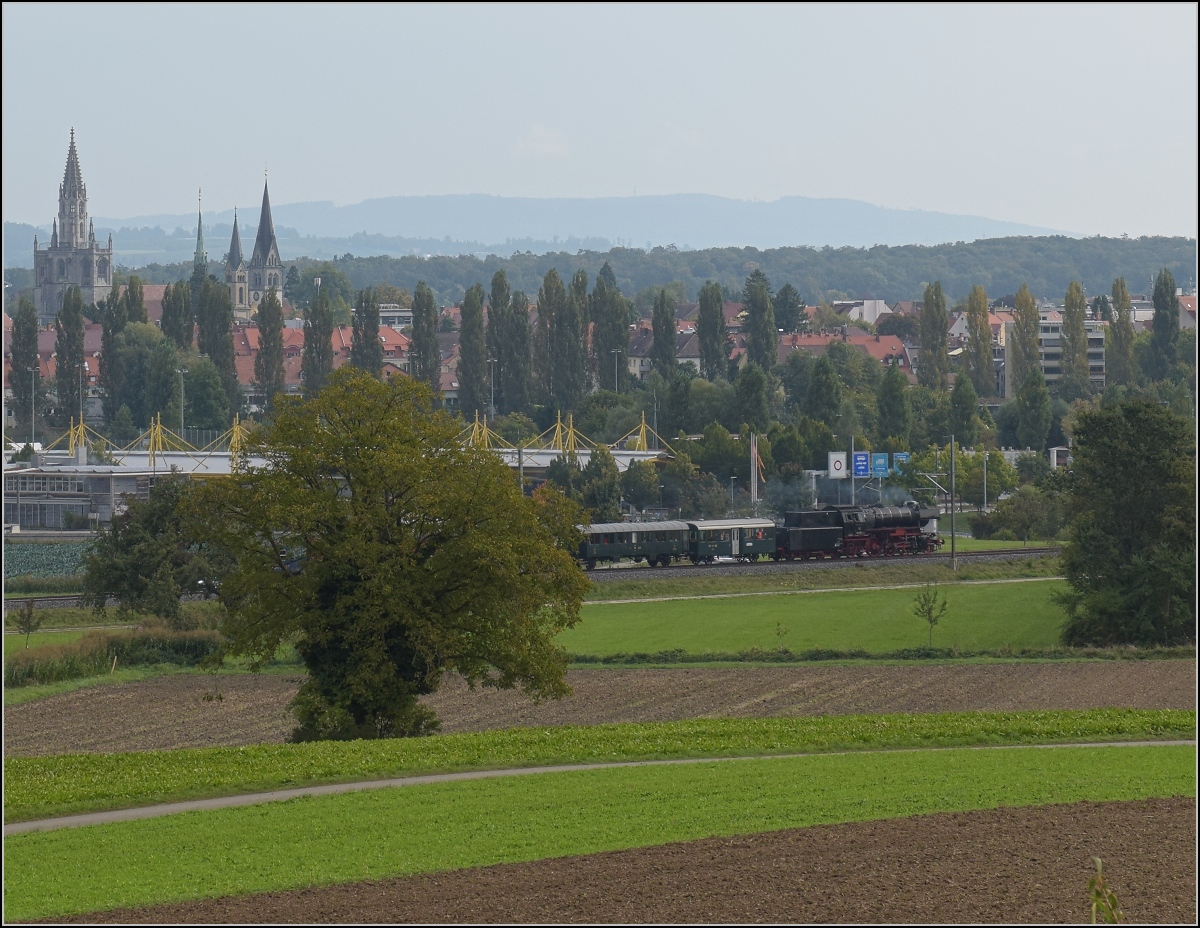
[2,3,1197,240]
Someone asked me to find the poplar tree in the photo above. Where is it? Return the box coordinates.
[651,288,677,377]
[124,274,147,325]
[805,355,843,427]
[534,269,566,407]
[10,297,40,432]
[949,374,979,447]
[160,280,193,349]
[54,285,86,426]
[202,280,240,416]
[743,269,777,369]
[1058,281,1091,401]
[697,280,730,382]
[1149,268,1178,381]
[1010,283,1040,392]
[255,285,286,413]
[918,281,949,390]
[302,280,336,396]
[1015,369,1052,451]
[589,263,631,393]
[486,270,511,411]
[552,270,588,412]
[350,288,383,377]
[876,361,911,445]
[1108,277,1136,387]
[410,281,441,395]
[99,287,126,425]
[964,285,994,397]
[504,290,533,414]
[457,282,488,419]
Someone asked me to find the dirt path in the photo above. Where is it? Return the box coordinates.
[52,797,1196,924]
[5,661,1194,757]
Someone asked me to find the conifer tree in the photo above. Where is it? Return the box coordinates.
[965,284,994,397]
[918,281,949,390]
[773,283,806,334]
[876,361,911,445]
[255,285,286,413]
[54,285,87,426]
[9,297,40,433]
[697,280,730,382]
[1108,277,1136,387]
[410,281,441,395]
[486,270,511,412]
[1058,281,1091,401]
[950,374,979,447]
[743,269,777,369]
[805,354,843,427]
[1149,268,1178,381]
[651,288,677,377]
[1010,283,1040,392]
[457,282,488,419]
[589,262,631,393]
[302,280,336,396]
[350,288,383,377]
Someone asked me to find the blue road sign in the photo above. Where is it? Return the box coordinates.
[871,452,889,477]
[893,451,910,471]
[852,452,870,478]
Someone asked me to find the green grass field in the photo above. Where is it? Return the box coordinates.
[566,579,1067,656]
[5,743,1192,921]
[6,709,1191,822]
[3,629,94,656]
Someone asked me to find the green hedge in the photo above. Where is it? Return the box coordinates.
[4,628,221,688]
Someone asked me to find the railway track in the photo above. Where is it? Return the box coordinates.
[587,546,1059,582]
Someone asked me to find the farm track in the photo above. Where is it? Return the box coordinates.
[587,547,1058,581]
[5,661,1194,757]
[50,797,1198,924]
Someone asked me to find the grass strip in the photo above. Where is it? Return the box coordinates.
[5,709,1192,822]
[568,645,1197,665]
[569,579,1069,656]
[4,743,1192,921]
[585,555,1060,601]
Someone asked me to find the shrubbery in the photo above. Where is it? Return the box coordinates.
[4,625,222,688]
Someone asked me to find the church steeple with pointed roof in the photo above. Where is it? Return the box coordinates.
[225,207,249,314]
[193,190,207,278]
[34,129,113,324]
[246,177,282,311]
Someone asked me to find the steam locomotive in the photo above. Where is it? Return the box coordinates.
[576,502,942,568]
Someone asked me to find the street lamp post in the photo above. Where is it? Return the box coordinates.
[730,475,736,511]
[29,366,37,448]
[177,368,187,435]
[982,450,988,510]
[610,348,621,392]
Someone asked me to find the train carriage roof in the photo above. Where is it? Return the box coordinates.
[685,519,777,530]
[577,521,691,534]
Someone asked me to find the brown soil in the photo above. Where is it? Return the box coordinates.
[55,797,1196,924]
[5,661,1194,757]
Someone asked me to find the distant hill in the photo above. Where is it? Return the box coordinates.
[4,193,1068,268]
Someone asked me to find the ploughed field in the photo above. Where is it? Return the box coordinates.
[51,797,1196,924]
[6,660,1195,757]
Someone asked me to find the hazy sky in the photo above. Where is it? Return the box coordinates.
[3,3,1196,239]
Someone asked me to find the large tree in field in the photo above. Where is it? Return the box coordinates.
[410,281,441,395]
[1010,283,1040,392]
[255,285,286,414]
[457,282,488,419]
[1058,281,1091,402]
[1107,277,1136,387]
[188,367,590,740]
[651,288,677,377]
[589,263,632,393]
[302,280,336,396]
[1058,400,1195,646]
[743,269,777,370]
[54,285,86,426]
[697,280,730,382]
[918,281,949,390]
[350,287,383,377]
[9,297,40,434]
[1149,267,1178,382]
[964,284,994,397]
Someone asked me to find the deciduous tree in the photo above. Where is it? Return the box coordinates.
[876,361,911,446]
[54,285,86,427]
[697,280,731,382]
[743,269,777,370]
[1149,268,1178,381]
[949,374,979,447]
[1107,278,1136,387]
[1057,281,1091,401]
[589,263,632,393]
[964,284,994,397]
[457,282,488,419]
[918,281,949,390]
[1010,283,1040,391]
[350,287,383,378]
[255,285,286,414]
[651,288,677,377]
[9,297,40,433]
[188,368,589,739]
[410,281,440,395]
[1015,368,1052,451]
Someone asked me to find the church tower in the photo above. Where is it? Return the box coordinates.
[246,177,283,313]
[225,208,249,319]
[33,130,114,325]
